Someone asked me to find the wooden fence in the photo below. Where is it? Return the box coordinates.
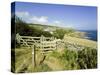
[16,33,96,67]
[16,33,65,67]
[16,33,64,51]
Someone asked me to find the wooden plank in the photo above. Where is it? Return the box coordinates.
[16,34,59,51]
[41,48,55,50]
[21,36,41,39]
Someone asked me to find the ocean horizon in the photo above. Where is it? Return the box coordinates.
[79,30,97,41]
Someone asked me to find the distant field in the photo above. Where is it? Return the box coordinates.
[64,36,97,49]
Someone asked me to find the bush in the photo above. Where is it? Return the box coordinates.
[49,48,97,70]
[61,50,79,69]
[53,29,75,39]
[77,47,97,69]
[14,16,52,37]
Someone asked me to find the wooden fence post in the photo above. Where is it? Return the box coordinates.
[32,45,36,68]
[16,33,21,43]
[41,35,44,50]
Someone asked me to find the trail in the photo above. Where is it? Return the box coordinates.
[44,57,64,70]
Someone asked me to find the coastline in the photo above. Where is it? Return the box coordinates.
[79,30,97,41]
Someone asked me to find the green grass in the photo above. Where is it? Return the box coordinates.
[12,35,97,73]
[12,48,52,73]
[45,47,97,70]
[11,45,97,73]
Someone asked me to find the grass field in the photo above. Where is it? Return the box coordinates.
[12,36,97,73]
[64,36,97,49]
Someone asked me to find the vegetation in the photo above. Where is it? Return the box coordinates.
[14,16,77,39]
[64,36,97,49]
[45,47,97,70]
[77,47,97,69]
[12,47,97,73]
[15,16,52,37]
[11,16,97,73]
[53,28,75,39]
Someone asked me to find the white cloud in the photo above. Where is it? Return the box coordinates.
[53,20,62,26]
[16,11,30,19]
[15,11,68,27]
[54,20,61,24]
[16,11,32,23]
[17,12,29,16]
[15,11,49,24]
[66,25,73,28]
[30,16,48,24]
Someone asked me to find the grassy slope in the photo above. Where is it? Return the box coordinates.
[14,23,97,73]
[15,47,32,73]
[64,36,97,49]
[14,38,97,73]
[14,48,74,73]
[29,23,72,32]
[14,35,97,73]
[14,48,52,73]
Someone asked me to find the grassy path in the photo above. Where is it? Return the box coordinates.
[44,57,64,71]
[15,48,32,73]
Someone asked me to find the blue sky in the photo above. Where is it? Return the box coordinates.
[13,2,97,30]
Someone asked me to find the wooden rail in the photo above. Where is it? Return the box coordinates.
[16,33,97,68]
[16,33,65,67]
[16,33,64,51]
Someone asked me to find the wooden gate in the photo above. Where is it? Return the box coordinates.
[16,33,65,67]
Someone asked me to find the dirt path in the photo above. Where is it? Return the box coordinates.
[44,57,64,70]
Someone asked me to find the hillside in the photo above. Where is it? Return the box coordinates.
[13,41,97,73]
[28,23,87,39]
[11,17,97,73]
[29,23,64,30]
[64,35,97,49]
[13,33,97,73]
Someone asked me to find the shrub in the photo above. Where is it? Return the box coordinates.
[53,29,75,39]
[77,47,97,69]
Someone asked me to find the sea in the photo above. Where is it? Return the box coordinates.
[79,30,97,41]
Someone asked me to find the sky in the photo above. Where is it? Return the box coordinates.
[12,2,97,30]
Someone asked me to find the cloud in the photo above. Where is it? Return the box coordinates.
[52,20,62,27]
[16,11,49,24]
[30,16,48,24]
[16,11,31,23]
[15,12,68,27]
[16,11,30,19]
[66,25,73,28]
[16,12,29,16]
[54,20,61,24]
